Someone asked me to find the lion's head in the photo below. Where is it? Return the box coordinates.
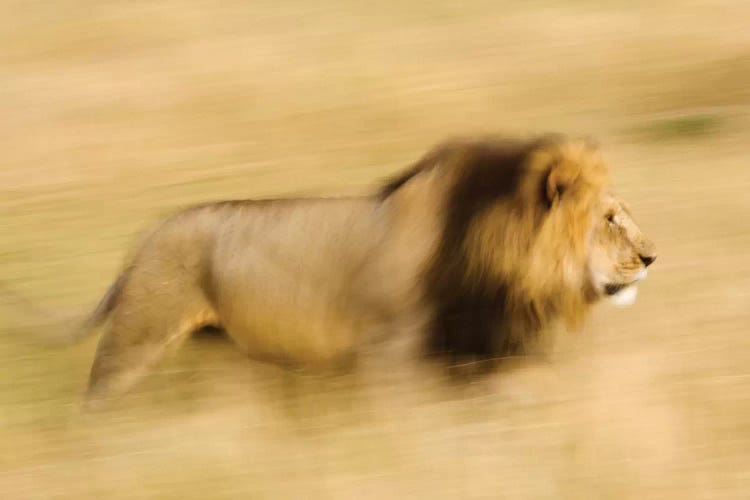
[382,134,656,358]
[515,136,657,313]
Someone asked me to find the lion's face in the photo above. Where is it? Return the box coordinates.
[587,193,656,306]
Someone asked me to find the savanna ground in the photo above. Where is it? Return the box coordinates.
[2,1,750,498]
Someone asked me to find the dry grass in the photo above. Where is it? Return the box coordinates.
[2,1,750,498]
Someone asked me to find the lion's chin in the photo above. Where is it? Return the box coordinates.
[607,284,638,307]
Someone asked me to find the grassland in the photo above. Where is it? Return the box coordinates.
[1,1,750,498]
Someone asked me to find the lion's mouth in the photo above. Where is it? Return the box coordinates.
[604,282,630,296]
[603,269,648,307]
[604,283,628,297]
[604,269,648,296]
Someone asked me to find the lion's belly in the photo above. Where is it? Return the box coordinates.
[210,243,372,366]
[218,289,362,366]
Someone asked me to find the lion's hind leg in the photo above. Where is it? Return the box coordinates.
[84,283,217,410]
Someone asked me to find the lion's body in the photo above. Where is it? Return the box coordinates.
[82,135,656,407]
[87,195,438,402]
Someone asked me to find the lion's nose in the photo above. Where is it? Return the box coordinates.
[639,254,656,267]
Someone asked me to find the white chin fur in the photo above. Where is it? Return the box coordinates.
[608,284,638,307]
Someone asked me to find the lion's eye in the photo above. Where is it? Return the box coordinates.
[605,213,616,224]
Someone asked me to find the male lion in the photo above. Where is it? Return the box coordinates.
[77,134,656,407]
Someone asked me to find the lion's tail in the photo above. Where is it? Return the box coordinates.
[0,270,129,346]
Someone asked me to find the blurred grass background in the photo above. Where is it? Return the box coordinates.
[1,0,750,498]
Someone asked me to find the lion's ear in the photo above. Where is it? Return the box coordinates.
[544,161,579,207]
[533,136,593,207]
[545,165,565,207]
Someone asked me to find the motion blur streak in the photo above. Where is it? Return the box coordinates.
[1,1,749,498]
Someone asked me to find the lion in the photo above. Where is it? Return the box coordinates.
[70,134,655,407]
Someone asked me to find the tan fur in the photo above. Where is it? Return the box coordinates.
[79,134,656,407]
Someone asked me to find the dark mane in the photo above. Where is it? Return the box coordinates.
[377,134,576,363]
[422,138,541,362]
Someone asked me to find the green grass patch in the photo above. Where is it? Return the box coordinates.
[632,113,724,141]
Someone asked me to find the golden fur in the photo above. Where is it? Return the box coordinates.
[76,134,655,407]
